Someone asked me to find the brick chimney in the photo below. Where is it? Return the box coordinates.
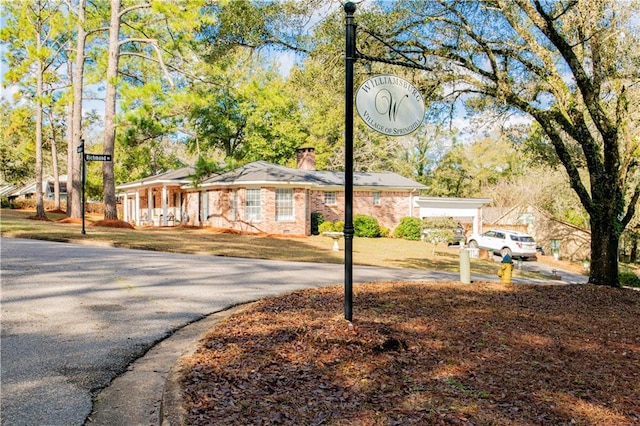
[296,147,316,170]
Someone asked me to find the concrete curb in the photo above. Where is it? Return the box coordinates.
[86,304,251,426]
[160,304,252,426]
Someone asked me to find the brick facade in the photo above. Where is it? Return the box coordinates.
[183,187,417,235]
[309,190,414,230]
[120,154,424,235]
[185,187,310,235]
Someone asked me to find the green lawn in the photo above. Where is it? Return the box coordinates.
[0,208,552,279]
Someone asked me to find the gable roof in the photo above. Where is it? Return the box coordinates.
[194,161,426,190]
[2,175,68,198]
[116,166,196,191]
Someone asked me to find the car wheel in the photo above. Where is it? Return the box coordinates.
[468,240,479,249]
[501,247,512,257]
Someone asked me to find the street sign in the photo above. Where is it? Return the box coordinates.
[85,154,112,161]
[355,74,425,137]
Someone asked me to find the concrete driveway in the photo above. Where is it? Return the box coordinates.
[1,238,462,426]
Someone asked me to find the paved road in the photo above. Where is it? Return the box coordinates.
[1,238,467,426]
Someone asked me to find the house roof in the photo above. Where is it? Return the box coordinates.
[0,183,17,197]
[2,175,68,198]
[116,166,196,191]
[415,196,491,209]
[196,161,426,190]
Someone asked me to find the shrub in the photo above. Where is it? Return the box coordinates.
[318,221,335,233]
[334,221,344,233]
[421,216,461,246]
[421,216,459,230]
[311,212,324,235]
[394,217,422,240]
[620,272,640,288]
[379,226,390,238]
[353,214,380,238]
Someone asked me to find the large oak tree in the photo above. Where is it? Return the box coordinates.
[353,0,639,287]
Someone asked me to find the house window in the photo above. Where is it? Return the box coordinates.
[373,191,381,206]
[203,191,209,220]
[276,188,294,221]
[229,189,238,222]
[517,213,534,225]
[324,191,336,205]
[245,188,261,221]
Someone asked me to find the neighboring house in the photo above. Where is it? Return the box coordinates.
[115,148,497,237]
[3,175,68,202]
[486,204,591,261]
[117,167,196,226]
[0,183,16,199]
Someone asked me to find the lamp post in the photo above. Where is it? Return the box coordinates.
[344,2,356,322]
[342,1,425,321]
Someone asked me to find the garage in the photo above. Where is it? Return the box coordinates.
[414,197,491,237]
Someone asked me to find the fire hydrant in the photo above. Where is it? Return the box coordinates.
[497,254,514,284]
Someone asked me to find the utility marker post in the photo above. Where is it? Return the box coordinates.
[344,2,356,322]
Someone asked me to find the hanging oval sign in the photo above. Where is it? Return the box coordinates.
[355,74,425,137]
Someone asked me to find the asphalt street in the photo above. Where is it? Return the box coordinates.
[1,237,472,426]
[1,238,589,425]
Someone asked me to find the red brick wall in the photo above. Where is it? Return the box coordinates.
[309,189,416,230]
[186,187,417,235]
[189,188,307,235]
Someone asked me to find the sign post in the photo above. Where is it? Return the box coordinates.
[81,151,112,234]
[77,141,85,234]
[344,2,356,322]
[343,2,425,322]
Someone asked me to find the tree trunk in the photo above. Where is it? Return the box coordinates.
[588,207,621,288]
[103,0,120,220]
[66,58,74,216]
[34,33,45,218]
[69,0,87,219]
[51,130,60,210]
[629,233,638,263]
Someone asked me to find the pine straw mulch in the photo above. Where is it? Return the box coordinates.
[90,219,135,229]
[179,282,640,426]
[25,210,134,229]
[55,217,135,228]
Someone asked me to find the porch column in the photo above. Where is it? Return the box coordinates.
[135,191,140,225]
[162,184,168,226]
[147,188,153,225]
[473,207,482,235]
[122,193,129,222]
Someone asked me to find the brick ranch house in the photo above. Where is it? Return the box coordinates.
[117,148,431,235]
[117,166,196,226]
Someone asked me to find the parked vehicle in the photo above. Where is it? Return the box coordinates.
[467,229,537,259]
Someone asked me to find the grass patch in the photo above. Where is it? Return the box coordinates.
[1,208,543,277]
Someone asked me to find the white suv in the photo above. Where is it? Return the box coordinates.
[467,229,537,259]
